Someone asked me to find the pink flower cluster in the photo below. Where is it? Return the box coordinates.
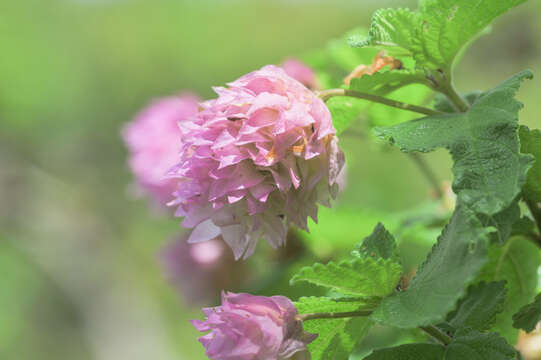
[122,94,199,206]
[168,65,345,259]
[192,292,316,360]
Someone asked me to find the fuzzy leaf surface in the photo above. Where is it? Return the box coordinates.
[445,329,518,360]
[375,71,533,216]
[371,206,491,328]
[353,222,399,262]
[302,317,372,360]
[446,281,506,331]
[479,236,541,343]
[519,126,541,203]
[352,0,526,72]
[290,257,401,298]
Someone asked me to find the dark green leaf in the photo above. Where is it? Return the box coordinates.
[371,206,491,328]
[513,293,541,333]
[445,329,518,360]
[479,236,541,343]
[375,71,534,216]
[446,281,506,331]
[519,126,541,203]
[363,343,445,360]
[290,257,401,298]
[353,223,400,262]
[433,91,483,113]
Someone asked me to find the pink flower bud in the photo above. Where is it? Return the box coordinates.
[281,58,318,90]
[168,66,345,259]
[122,94,199,206]
[192,292,317,360]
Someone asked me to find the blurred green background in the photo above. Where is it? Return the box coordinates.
[1,0,540,359]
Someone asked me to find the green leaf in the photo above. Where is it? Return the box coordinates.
[519,126,541,203]
[295,296,378,314]
[477,200,520,245]
[349,69,429,96]
[371,205,491,328]
[303,317,372,360]
[433,91,483,113]
[363,344,445,360]
[353,223,400,262]
[446,281,506,331]
[290,257,401,298]
[445,329,518,360]
[375,70,534,216]
[353,0,526,72]
[479,236,541,343]
[327,96,366,135]
[513,293,541,333]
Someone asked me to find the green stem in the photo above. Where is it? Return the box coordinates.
[439,81,469,113]
[317,89,444,116]
[419,325,453,345]
[298,310,373,322]
[408,153,444,199]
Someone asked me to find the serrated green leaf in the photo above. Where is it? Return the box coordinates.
[375,71,534,216]
[295,296,378,314]
[513,293,541,333]
[445,329,518,360]
[371,206,491,328]
[446,281,506,331]
[479,236,541,343]
[353,0,526,72]
[290,257,402,298]
[353,223,399,262]
[519,126,541,203]
[363,343,445,360]
[304,317,372,360]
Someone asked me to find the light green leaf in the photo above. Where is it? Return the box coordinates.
[479,236,541,343]
[353,0,526,72]
[353,223,399,262]
[513,293,541,333]
[445,329,518,360]
[371,206,491,328]
[375,71,534,216]
[303,317,372,360]
[519,126,541,203]
[363,344,445,360]
[290,257,401,298]
[295,296,378,314]
[446,281,506,331]
[349,69,429,96]
[327,96,366,135]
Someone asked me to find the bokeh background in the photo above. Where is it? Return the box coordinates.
[1,0,541,359]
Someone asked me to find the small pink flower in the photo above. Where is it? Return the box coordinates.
[160,233,243,305]
[192,292,316,360]
[122,94,199,206]
[168,66,345,259]
[281,58,318,90]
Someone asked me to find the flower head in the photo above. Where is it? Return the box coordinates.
[281,58,318,90]
[192,292,316,360]
[168,65,345,259]
[122,94,199,206]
